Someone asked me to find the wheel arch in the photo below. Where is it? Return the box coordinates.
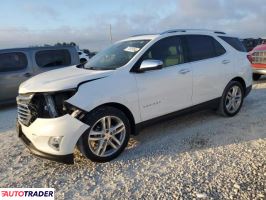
[92,102,137,135]
[230,77,246,94]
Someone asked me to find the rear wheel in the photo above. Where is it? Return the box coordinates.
[78,106,130,162]
[253,73,261,81]
[218,81,244,117]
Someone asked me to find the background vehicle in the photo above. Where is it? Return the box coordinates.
[17,29,252,164]
[0,46,79,104]
[241,38,265,52]
[78,49,97,64]
[247,43,266,80]
[78,50,90,64]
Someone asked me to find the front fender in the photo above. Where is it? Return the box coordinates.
[66,72,141,123]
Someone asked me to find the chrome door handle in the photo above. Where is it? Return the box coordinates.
[222,60,230,64]
[179,69,190,74]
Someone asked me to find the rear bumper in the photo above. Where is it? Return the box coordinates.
[17,122,74,164]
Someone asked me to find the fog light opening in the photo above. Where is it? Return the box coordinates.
[48,136,63,151]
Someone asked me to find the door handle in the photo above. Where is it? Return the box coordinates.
[23,73,32,78]
[179,69,190,74]
[222,60,230,64]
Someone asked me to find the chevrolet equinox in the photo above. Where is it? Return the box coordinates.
[16,29,252,164]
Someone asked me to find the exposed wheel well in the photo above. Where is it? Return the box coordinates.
[94,103,136,135]
[230,77,246,94]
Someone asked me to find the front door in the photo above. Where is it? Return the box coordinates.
[133,36,193,121]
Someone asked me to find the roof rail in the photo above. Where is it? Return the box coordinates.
[130,33,155,37]
[161,29,226,35]
[160,29,187,34]
[213,31,226,34]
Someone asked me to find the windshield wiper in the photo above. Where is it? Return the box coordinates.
[85,66,98,70]
[76,61,88,68]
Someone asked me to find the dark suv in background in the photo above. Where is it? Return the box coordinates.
[0,46,79,105]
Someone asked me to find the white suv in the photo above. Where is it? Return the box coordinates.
[16,29,252,164]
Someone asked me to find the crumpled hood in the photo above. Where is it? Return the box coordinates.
[19,65,112,94]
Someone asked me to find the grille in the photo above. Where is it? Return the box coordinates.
[16,94,34,126]
[252,51,266,64]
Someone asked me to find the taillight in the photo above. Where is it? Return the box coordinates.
[247,54,253,63]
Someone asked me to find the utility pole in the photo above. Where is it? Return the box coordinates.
[109,24,113,44]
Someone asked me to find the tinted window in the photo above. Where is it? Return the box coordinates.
[213,39,226,56]
[219,36,246,52]
[186,35,225,62]
[36,49,71,68]
[0,52,27,72]
[140,36,185,68]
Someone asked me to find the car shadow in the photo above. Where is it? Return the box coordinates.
[254,75,266,84]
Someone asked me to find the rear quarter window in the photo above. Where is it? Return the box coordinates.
[35,49,71,68]
[219,36,246,52]
[0,52,28,72]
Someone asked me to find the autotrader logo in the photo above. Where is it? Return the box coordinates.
[0,188,54,200]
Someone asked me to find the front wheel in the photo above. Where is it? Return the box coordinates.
[78,106,130,162]
[218,81,244,117]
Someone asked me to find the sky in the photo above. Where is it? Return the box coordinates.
[0,0,265,51]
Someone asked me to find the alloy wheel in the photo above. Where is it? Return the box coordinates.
[225,85,242,113]
[88,116,126,157]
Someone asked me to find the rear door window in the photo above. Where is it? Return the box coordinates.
[35,49,71,68]
[185,35,225,62]
[0,52,28,72]
[219,36,246,52]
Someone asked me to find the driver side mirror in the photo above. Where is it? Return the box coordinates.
[138,59,163,72]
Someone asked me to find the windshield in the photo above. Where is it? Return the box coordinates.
[84,40,150,70]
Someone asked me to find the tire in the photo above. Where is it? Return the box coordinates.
[217,81,244,117]
[253,73,261,81]
[78,106,130,162]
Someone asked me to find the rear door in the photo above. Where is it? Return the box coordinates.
[184,34,231,105]
[32,48,73,75]
[0,51,33,102]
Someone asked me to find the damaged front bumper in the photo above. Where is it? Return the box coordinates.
[17,114,89,164]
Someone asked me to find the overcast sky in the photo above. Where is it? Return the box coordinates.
[0,0,265,51]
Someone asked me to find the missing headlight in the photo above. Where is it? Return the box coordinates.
[64,102,85,119]
[44,94,58,118]
[27,90,77,120]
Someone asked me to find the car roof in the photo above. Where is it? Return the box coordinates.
[123,34,158,41]
[122,29,238,42]
[0,45,76,52]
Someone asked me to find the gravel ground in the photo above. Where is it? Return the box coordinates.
[0,79,266,200]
